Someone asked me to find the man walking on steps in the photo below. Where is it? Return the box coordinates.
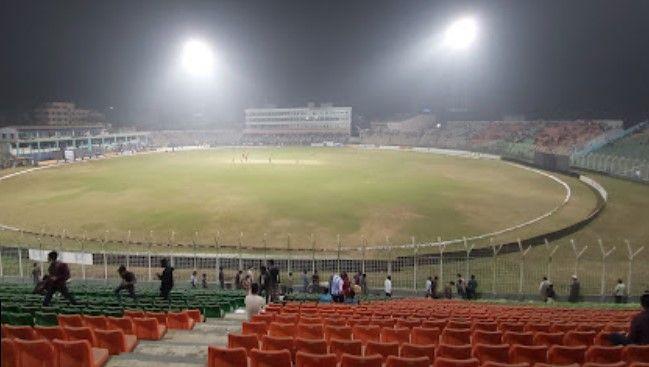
[43,251,77,306]
[115,265,137,301]
[157,258,174,301]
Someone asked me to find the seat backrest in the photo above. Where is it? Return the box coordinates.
[249,348,292,367]
[296,323,324,340]
[563,331,596,346]
[582,362,626,367]
[509,344,548,364]
[385,355,430,367]
[585,345,623,363]
[324,325,352,341]
[480,363,530,367]
[52,339,93,367]
[228,333,259,354]
[268,322,295,338]
[294,337,327,355]
[472,322,498,332]
[261,335,294,352]
[4,325,38,340]
[411,327,440,346]
[340,353,383,367]
[502,331,534,346]
[472,330,503,345]
[295,351,338,367]
[352,325,381,344]
[437,343,472,360]
[63,326,97,347]
[83,315,108,329]
[440,328,471,345]
[1,339,18,367]
[329,339,362,359]
[107,316,136,334]
[381,327,411,345]
[548,345,587,365]
[532,332,564,346]
[472,343,510,364]
[13,338,57,367]
[433,356,480,367]
[94,328,127,355]
[57,314,84,327]
[34,326,67,341]
[207,346,248,367]
[624,345,649,363]
[400,342,435,362]
[365,341,400,361]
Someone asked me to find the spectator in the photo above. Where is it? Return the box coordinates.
[43,251,77,306]
[546,283,556,303]
[319,287,332,303]
[157,258,174,301]
[353,271,361,286]
[425,276,433,298]
[431,276,439,298]
[201,273,208,289]
[608,291,649,345]
[190,270,198,288]
[115,265,136,301]
[568,275,581,303]
[245,283,266,321]
[342,272,354,302]
[242,274,252,294]
[286,272,294,294]
[444,281,455,299]
[235,270,242,290]
[456,274,466,299]
[312,270,320,294]
[218,267,225,290]
[331,273,343,303]
[361,273,368,296]
[31,263,41,285]
[268,260,280,302]
[384,275,392,298]
[614,279,627,303]
[467,275,478,300]
[539,277,550,302]
[302,269,309,293]
[259,266,269,300]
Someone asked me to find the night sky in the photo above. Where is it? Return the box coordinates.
[1,0,649,126]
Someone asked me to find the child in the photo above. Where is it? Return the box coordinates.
[201,273,208,288]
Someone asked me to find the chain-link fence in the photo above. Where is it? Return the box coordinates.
[572,153,649,182]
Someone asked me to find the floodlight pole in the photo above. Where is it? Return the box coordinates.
[412,237,418,292]
[337,234,341,274]
[125,230,131,269]
[570,239,588,276]
[491,238,503,297]
[148,230,154,282]
[544,239,559,281]
[598,239,615,299]
[193,230,198,270]
[625,240,644,295]
[463,237,474,280]
[286,234,291,275]
[361,236,367,275]
[238,232,243,272]
[168,230,175,268]
[517,239,531,297]
[102,230,109,282]
[438,237,446,288]
[311,234,316,273]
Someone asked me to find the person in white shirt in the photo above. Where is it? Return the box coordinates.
[539,277,550,302]
[330,273,344,303]
[245,283,266,320]
[613,279,626,304]
[425,277,433,298]
[384,275,392,297]
[190,271,198,288]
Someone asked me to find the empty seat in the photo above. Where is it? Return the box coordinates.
[447,321,471,330]
[366,341,400,362]
[123,310,145,319]
[325,325,352,341]
[585,345,623,364]
[480,363,530,367]
[509,344,548,365]
[563,330,596,346]
[57,314,85,328]
[64,326,98,347]
[186,309,203,324]
[13,338,57,367]
[52,339,110,367]
[1,338,18,367]
[242,321,269,338]
[275,314,299,324]
[401,342,435,363]
[385,355,430,367]
[499,323,525,333]
[353,325,381,345]
[34,326,67,341]
[524,323,552,333]
[441,328,471,345]
[252,313,275,325]
[373,319,397,328]
[249,348,292,367]
[533,332,564,346]
[472,330,503,345]
[550,323,578,333]
[472,322,498,332]
[412,327,441,346]
[94,328,138,355]
[207,346,248,367]
[145,311,167,326]
[295,351,338,367]
[261,335,294,354]
[423,319,448,330]
[228,333,259,354]
[330,339,362,360]
[472,343,510,364]
[547,345,587,365]
[106,317,136,335]
[582,362,626,367]
[433,356,480,367]
[4,325,39,340]
[132,317,166,340]
[397,319,423,329]
[381,327,411,345]
[296,324,325,340]
[624,345,649,364]
[268,322,295,338]
[437,343,472,360]
[83,315,108,330]
[502,332,534,346]
[294,337,327,355]
[340,353,383,367]
[166,311,195,330]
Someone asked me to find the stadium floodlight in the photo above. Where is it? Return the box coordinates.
[181,39,215,77]
[442,17,478,51]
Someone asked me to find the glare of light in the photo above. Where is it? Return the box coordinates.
[443,17,478,51]
[181,39,215,76]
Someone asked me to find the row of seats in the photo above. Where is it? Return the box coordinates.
[2,338,110,367]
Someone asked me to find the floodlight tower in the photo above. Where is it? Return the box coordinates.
[178,38,217,126]
[441,16,478,114]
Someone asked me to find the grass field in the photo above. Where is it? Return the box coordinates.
[0,147,593,249]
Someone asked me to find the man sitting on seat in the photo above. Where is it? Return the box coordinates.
[245,283,266,321]
[609,291,649,345]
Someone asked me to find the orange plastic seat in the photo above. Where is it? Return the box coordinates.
[533,332,564,346]
[58,314,85,328]
[94,328,138,355]
[550,323,578,333]
[401,342,435,363]
[585,345,623,363]
[300,317,322,324]
[480,363,530,367]
[207,346,248,367]
[296,324,324,340]
[275,314,299,324]
[499,323,525,333]
[186,309,203,323]
[13,338,57,367]
[382,327,411,345]
[268,322,295,338]
[447,321,471,330]
[373,319,397,328]
[123,310,145,319]
[83,315,108,330]
[624,345,649,364]
[594,332,614,346]
[534,363,579,367]
[433,356,480,367]
[132,317,166,340]
[166,311,196,330]
[577,323,606,333]
[547,345,587,365]
[249,348,292,367]
[630,363,649,367]
[330,339,362,360]
[295,351,338,367]
[107,317,136,335]
[294,337,327,355]
[562,330,596,347]
[366,341,400,362]
[4,325,40,340]
[441,328,471,345]
[502,332,534,346]
[524,323,551,333]
[228,333,259,354]
[261,335,294,353]
[252,313,275,325]
[509,344,548,364]
[325,325,352,341]
[353,325,381,345]
[412,327,441,346]
[145,311,167,326]
[423,320,448,330]
[1,339,18,367]
[241,321,268,338]
[472,343,510,364]
[582,363,626,367]
[385,355,430,367]
[63,326,98,347]
[397,319,423,329]
[436,343,472,360]
[340,353,383,367]
[34,326,67,341]
[52,339,110,367]
[472,330,503,345]
[472,322,498,332]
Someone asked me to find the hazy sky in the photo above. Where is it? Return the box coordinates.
[1,0,649,125]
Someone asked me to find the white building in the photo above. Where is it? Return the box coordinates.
[33,102,105,126]
[244,104,351,137]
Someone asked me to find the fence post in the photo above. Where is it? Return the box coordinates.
[125,230,131,269]
[598,239,615,300]
[311,233,316,273]
[18,247,23,278]
[544,239,559,280]
[263,233,268,265]
[0,246,3,278]
[102,231,108,283]
[625,240,645,295]
[570,239,588,276]
[238,232,243,272]
[193,230,198,271]
[337,234,341,274]
[386,236,392,277]
[286,234,291,275]
[361,236,367,275]
[517,239,531,297]
[491,238,503,297]
[412,236,417,292]
[79,239,86,281]
[168,230,175,268]
[463,237,474,279]
[148,230,153,282]
[214,231,221,274]
[438,237,446,288]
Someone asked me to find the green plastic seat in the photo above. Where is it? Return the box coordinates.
[34,312,59,326]
[6,312,34,326]
[202,304,222,318]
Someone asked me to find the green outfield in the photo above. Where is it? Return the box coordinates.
[0,147,597,249]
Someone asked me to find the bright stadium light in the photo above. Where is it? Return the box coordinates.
[443,17,478,51]
[181,39,215,77]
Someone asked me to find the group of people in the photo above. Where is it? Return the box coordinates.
[421,274,479,300]
[539,275,629,304]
